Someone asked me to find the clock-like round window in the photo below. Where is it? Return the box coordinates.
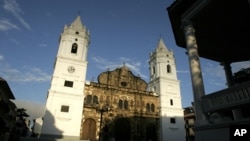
[68,66,75,73]
[121,82,127,87]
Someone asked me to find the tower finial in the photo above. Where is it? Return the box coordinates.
[78,10,81,16]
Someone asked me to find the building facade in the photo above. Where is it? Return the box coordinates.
[81,66,160,141]
[41,16,185,141]
[80,38,185,141]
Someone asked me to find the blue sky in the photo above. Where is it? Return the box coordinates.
[1,0,249,109]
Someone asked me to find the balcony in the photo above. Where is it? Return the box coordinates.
[202,81,250,113]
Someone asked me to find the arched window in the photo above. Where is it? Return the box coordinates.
[71,43,78,54]
[118,100,123,109]
[167,64,171,73]
[86,95,92,105]
[170,99,173,106]
[153,66,156,74]
[124,100,129,110]
[146,103,150,112]
[93,96,99,104]
[151,103,155,112]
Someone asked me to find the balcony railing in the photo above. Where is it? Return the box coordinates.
[202,81,250,113]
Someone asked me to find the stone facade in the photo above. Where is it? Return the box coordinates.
[80,66,160,141]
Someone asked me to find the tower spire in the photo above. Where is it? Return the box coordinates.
[69,16,85,30]
[156,37,169,52]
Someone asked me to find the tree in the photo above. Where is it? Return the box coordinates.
[9,108,29,141]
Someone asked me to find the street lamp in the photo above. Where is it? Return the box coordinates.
[96,104,111,141]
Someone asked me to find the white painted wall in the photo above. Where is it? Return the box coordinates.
[41,16,89,139]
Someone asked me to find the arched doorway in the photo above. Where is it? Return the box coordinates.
[81,118,97,140]
[114,118,130,141]
[146,123,157,141]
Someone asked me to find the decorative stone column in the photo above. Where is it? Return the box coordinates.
[184,23,208,124]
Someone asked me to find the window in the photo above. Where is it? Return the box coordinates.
[64,80,73,87]
[71,43,78,54]
[146,103,150,112]
[170,99,173,106]
[93,96,99,104]
[121,82,127,87]
[75,31,79,34]
[151,104,155,112]
[153,66,156,74]
[85,95,99,105]
[153,86,157,92]
[118,100,123,109]
[118,99,129,110]
[170,118,176,124]
[146,103,155,112]
[86,95,92,105]
[61,105,69,113]
[167,64,171,73]
[124,100,129,110]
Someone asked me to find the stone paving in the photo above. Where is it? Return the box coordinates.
[19,137,90,141]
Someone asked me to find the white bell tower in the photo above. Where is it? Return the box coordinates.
[41,16,90,140]
[148,38,185,141]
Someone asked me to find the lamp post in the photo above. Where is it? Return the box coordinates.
[96,105,110,141]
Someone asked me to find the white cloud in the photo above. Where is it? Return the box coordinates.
[177,70,189,74]
[10,38,21,46]
[3,0,31,30]
[0,59,51,83]
[203,62,226,87]
[92,56,148,80]
[38,43,48,48]
[204,63,225,78]
[0,18,19,31]
[0,54,4,61]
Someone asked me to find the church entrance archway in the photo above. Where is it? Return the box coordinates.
[146,123,157,141]
[81,118,96,140]
[114,118,130,141]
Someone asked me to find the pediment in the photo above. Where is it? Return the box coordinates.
[98,66,147,91]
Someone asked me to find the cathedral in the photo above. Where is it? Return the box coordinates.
[40,16,185,141]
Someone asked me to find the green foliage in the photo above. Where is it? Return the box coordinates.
[16,108,29,119]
